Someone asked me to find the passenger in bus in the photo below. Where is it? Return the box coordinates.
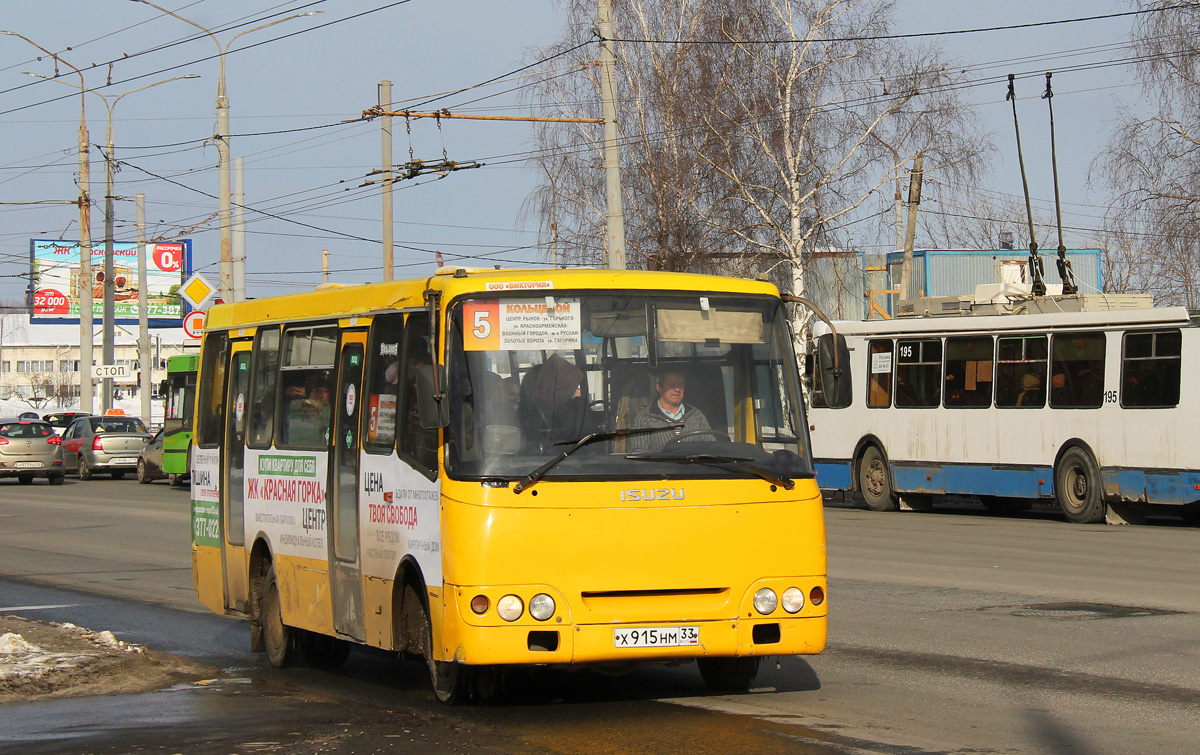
[520,354,593,449]
[629,368,712,452]
[286,381,332,446]
[1015,373,1042,407]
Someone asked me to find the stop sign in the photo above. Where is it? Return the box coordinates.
[183,310,205,339]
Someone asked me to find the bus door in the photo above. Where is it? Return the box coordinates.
[222,345,253,613]
[329,332,367,641]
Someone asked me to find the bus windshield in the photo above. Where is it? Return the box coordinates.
[445,292,812,483]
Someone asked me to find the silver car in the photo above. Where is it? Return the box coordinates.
[0,419,65,485]
[60,416,152,480]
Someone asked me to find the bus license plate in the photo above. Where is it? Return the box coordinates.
[111,457,137,465]
[614,626,699,648]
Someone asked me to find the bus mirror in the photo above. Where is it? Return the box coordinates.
[817,333,852,408]
[415,364,449,429]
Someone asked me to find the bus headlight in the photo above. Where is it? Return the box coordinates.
[529,593,555,621]
[781,587,805,614]
[497,594,524,622]
[470,595,490,615]
[753,588,778,615]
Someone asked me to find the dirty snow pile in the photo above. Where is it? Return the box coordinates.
[0,625,145,682]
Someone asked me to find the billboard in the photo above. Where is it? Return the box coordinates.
[29,238,192,325]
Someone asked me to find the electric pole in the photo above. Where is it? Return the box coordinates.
[381,81,394,281]
[598,0,626,269]
[899,153,923,302]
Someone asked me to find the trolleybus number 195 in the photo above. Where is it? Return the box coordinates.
[614,626,700,648]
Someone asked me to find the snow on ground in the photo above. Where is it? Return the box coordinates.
[0,625,143,683]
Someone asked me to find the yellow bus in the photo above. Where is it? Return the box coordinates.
[190,267,827,701]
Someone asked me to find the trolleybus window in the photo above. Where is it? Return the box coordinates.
[1050,332,1105,409]
[944,336,993,408]
[867,339,893,408]
[1121,329,1181,408]
[895,338,941,408]
[995,335,1048,408]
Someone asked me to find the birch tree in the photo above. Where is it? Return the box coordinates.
[524,0,988,340]
[1094,0,1200,306]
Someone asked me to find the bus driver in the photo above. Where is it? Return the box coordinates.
[629,368,711,453]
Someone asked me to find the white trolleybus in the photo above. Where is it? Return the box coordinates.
[808,286,1198,525]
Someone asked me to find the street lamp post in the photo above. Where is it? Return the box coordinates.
[28,72,199,411]
[129,1,320,303]
[1,30,95,412]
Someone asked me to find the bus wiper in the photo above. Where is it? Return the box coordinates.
[626,453,795,490]
[513,424,682,494]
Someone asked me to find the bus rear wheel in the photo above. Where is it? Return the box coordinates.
[698,656,760,692]
[263,565,295,668]
[1055,447,1106,524]
[858,446,898,512]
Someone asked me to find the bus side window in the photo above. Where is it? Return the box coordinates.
[867,340,893,408]
[944,336,993,408]
[995,335,1047,408]
[1050,332,1105,409]
[248,326,280,447]
[895,338,941,408]
[399,312,438,474]
[278,326,337,448]
[196,331,229,447]
[1121,329,1181,408]
[364,313,404,453]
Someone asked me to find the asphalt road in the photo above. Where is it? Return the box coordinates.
[2,476,1198,754]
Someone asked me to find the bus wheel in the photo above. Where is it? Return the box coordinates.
[263,565,295,668]
[858,446,898,512]
[698,656,760,692]
[1054,447,1106,524]
[417,593,466,703]
[168,474,185,487]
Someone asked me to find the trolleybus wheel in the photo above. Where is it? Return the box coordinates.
[858,445,898,512]
[1054,447,1106,524]
[263,565,295,668]
[168,473,185,487]
[698,656,760,692]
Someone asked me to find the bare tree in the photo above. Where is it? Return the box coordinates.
[523,0,990,338]
[1094,0,1200,306]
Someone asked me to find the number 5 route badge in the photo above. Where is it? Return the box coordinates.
[464,299,499,351]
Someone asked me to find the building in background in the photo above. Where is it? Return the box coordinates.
[0,313,193,404]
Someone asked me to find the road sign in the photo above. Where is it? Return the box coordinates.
[92,364,129,379]
[183,310,205,339]
[180,273,216,308]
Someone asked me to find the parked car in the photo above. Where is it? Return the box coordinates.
[59,416,152,480]
[137,429,188,486]
[43,412,92,432]
[0,419,65,485]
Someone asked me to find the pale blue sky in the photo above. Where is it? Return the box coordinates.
[0,1,1143,304]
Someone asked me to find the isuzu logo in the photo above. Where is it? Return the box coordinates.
[619,488,685,502]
